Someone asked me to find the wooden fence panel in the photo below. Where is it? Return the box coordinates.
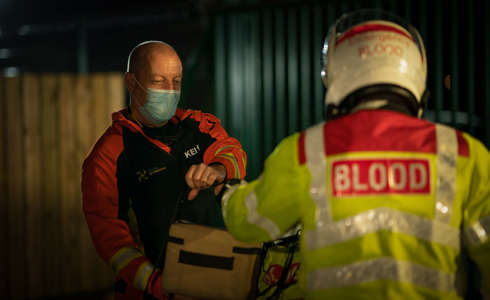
[108,73,125,117]
[1,73,124,298]
[0,76,9,299]
[40,74,62,297]
[91,74,115,290]
[22,74,43,298]
[6,77,26,300]
[76,74,97,292]
[93,73,109,142]
[59,74,80,295]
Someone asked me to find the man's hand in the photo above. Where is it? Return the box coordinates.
[185,163,226,200]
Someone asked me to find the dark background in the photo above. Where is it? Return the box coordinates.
[1,0,489,180]
[0,1,487,299]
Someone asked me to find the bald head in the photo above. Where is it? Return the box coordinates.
[124,41,183,127]
[127,41,182,78]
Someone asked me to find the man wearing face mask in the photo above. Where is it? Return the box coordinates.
[82,41,247,300]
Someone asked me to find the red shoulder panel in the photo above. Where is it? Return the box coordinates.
[298,131,306,165]
[324,110,438,156]
[456,130,470,157]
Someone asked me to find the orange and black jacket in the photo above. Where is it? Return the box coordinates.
[82,108,246,297]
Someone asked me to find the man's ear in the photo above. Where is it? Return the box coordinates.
[124,72,135,94]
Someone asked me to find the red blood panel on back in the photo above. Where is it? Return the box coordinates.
[298,132,306,165]
[331,158,431,197]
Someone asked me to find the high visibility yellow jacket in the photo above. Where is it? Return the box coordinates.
[222,110,490,300]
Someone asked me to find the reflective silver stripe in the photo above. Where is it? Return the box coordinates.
[464,214,490,246]
[133,261,154,291]
[218,153,240,178]
[110,247,143,275]
[307,257,456,292]
[304,123,331,250]
[214,144,241,155]
[244,188,281,240]
[304,207,460,250]
[435,125,457,224]
[221,179,247,219]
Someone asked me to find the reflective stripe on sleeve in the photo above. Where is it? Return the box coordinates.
[464,214,490,246]
[133,261,154,291]
[307,257,456,292]
[435,125,457,224]
[305,123,330,223]
[221,180,246,219]
[304,207,460,250]
[304,123,331,249]
[244,189,281,240]
[217,152,240,178]
[214,145,241,155]
[110,247,143,275]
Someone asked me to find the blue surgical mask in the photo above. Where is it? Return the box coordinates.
[134,79,181,125]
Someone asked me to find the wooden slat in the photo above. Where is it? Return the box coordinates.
[107,73,125,117]
[0,77,10,299]
[93,73,109,140]
[90,73,110,290]
[22,74,43,298]
[76,74,95,292]
[1,72,127,298]
[6,77,26,299]
[40,74,61,297]
[58,73,80,294]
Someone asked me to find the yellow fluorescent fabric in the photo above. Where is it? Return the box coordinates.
[460,133,490,297]
[133,260,154,291]
[223,121,490,299]
[110,247,143,275]
[217,152,241,178]
[223,133,311,243]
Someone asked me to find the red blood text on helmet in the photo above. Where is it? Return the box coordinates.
[347,31,412,48]
[358,43,403,58]
[331,159,430,196]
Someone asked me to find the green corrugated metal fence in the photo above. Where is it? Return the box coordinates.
[212,0,490,179]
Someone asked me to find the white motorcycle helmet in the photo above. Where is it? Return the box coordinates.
[321,10,428,119]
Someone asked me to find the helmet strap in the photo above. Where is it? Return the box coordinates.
[325,84,424,120]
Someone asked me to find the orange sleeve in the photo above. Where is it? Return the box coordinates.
[82,125,164,298]
[194,112,247,180]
